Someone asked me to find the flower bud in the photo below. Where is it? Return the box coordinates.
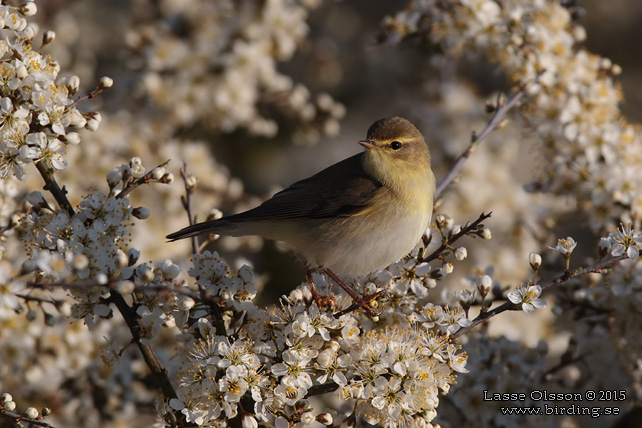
[317,413,333,425]
[151,167,165,180]
[106,167,123,188]
[67,75,80,94]
[132,206,150,219]
[454,247,467,261]
[435,214,448,230]
[479,227,492,240]
[16,64,28,79]
[21,3,38,16]
[99,76,114,89]
[42,30,55,45]
[160,172,174,184]
[529,252,542,270]
[44,312,56,326]
[185,174,198,190]
[24,407,39,419]
[477,274,492,298]
[442,262,454,274]
[65,132,81,145]
[86,112,102,131]
[114,250,129,269]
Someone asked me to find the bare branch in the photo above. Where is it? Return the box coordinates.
[435,71,544,199]
[419,212,491,263]
[179,162,200,255]
[66,85,108,110]
[116,159,171,199]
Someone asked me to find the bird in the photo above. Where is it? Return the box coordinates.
[167,116,436,316]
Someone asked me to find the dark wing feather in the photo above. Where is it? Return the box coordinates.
[226,153,382,222]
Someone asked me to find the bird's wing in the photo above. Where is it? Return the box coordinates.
[227,153,383,222]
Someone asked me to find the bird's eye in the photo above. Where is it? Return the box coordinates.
[390,141,402,150]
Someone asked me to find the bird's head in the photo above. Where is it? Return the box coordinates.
[359,116,433,189]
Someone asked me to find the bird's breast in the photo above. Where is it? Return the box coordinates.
[295,188,433,275]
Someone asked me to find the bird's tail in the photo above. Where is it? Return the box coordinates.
[166,219,229,242]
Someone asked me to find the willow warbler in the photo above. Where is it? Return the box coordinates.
[167,117,436,315]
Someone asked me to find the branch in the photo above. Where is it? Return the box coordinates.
[36,162,75,217]
[107,292,179,400]
[419,212,491,263]
[435,72,544,199]
[174,163,228,334]
[179,162,200,255]
[115,159,171,199]
[0,411,56,428]
[66,84,109,110]
[452,254,629,339]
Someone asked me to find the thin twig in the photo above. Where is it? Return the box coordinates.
[116,159,171,199]
[175,163,227,333]
[0,411,56,428]
[66,86,107,110]
[15,293,62,306]
[452,254,628,339]
[179,162,200,255]
[420,212,491,263]
[435,71,544,199]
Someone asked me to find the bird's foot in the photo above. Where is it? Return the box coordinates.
[321,268,387,318]
[309,282,337,313]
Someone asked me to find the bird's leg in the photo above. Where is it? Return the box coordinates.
[305,269,336,312]
[321,268,385,318]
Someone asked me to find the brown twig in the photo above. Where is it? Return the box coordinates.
[452,254,628,339]
[420,212,491,263]
[179,162,200,255]
[66,86,107,110]
[174,163,228,334]
[36,162,75,217]
[0,411,56,428]
[435,71,544,199]
[115,160,171,200]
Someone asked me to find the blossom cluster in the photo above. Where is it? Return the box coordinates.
[162,250,469,428]
[0,2,105,181]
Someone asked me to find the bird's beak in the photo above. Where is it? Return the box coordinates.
[358,140,378,150]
